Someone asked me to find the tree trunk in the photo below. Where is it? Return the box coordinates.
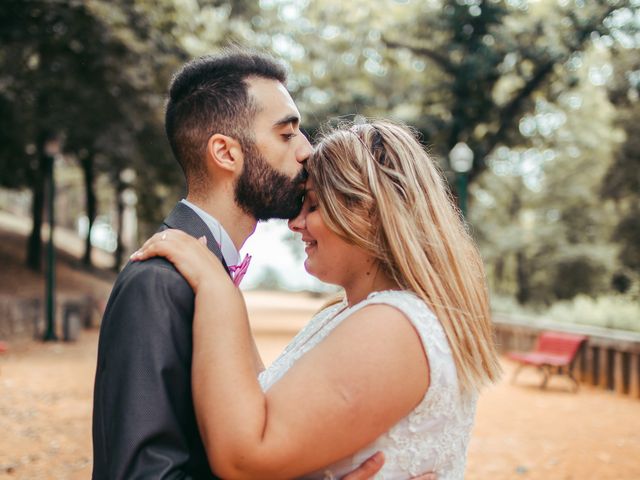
[26,152,46,271]
[81,154,96,267]
[516,250,530,304]
[494,257,505,294]
[113,179,125,272]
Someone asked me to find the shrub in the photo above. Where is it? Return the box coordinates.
[491,294,640,332]
[546,295,640,332]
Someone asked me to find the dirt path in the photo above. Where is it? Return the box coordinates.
[1,291,639,479]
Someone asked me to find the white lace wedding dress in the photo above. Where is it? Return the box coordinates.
[258,290,477,480]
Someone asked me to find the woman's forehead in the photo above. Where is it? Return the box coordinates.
[304,178,316,191]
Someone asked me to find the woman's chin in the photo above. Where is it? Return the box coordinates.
[303,258,314,276]
[303,258,323,282]
[304,260,336,286]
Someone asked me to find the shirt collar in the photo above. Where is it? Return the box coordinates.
[180,199,240,266]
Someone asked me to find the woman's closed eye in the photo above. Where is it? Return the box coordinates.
[303,192,318,213]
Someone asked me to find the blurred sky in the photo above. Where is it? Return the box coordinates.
[238,219,334,292]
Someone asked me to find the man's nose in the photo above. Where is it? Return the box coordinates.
[296,133,312,164]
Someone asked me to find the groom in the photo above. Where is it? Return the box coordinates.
[91,50,393,479]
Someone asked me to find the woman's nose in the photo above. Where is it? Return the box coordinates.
[288,211,305,232]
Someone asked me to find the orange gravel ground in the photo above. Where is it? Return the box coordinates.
[1,290,639,479]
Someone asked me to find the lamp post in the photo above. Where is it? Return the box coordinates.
[449,142,474,218]
[43,134,61,341]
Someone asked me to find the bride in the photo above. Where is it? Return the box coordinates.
[133,120,501,479]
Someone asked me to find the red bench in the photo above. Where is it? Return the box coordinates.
[507,331,587,392]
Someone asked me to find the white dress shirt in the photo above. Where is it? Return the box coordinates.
[180,199,240,266]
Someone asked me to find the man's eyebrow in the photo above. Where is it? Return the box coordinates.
[273,114,300,128]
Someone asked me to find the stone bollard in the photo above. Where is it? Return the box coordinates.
[62,301,83,342]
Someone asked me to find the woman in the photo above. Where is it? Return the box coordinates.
[133,120,501,479]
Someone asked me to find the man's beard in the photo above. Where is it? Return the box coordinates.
[234,140,307,221]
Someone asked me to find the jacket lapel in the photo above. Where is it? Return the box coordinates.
[161,202,231,275]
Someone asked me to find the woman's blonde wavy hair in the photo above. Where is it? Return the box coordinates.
[308,119,501,393]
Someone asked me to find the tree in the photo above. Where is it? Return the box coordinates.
[0,0,189,269]
[601,46,640,291]
[470,43,626,304]
[380,0,636,180]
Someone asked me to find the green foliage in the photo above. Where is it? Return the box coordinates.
[470,27,638,307]
[492,293,640,332]
[550,255,610,300]
[601,47,640,276]
[0,0,179,194]
[251,266,285,291]
[0,95,28,188]
[614,205,640,271]
[547,294,640,332]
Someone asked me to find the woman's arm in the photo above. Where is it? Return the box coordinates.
[134,231,430,479]
[192,290,430,478]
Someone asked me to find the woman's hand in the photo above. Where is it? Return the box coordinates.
[130,229,230,293]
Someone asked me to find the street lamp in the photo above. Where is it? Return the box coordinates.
[449,142,474,218]
[43,134,62,341]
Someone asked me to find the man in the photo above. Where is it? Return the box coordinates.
[92,50,400,479]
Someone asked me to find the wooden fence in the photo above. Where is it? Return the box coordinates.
[494,313,640,399]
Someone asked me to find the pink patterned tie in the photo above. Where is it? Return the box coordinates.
[228,254,251,287]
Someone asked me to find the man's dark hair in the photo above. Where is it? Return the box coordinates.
[165,49,287,193]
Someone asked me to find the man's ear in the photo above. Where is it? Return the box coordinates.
[206,133,243,173]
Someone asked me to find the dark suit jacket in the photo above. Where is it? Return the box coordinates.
[92,202,228,479]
